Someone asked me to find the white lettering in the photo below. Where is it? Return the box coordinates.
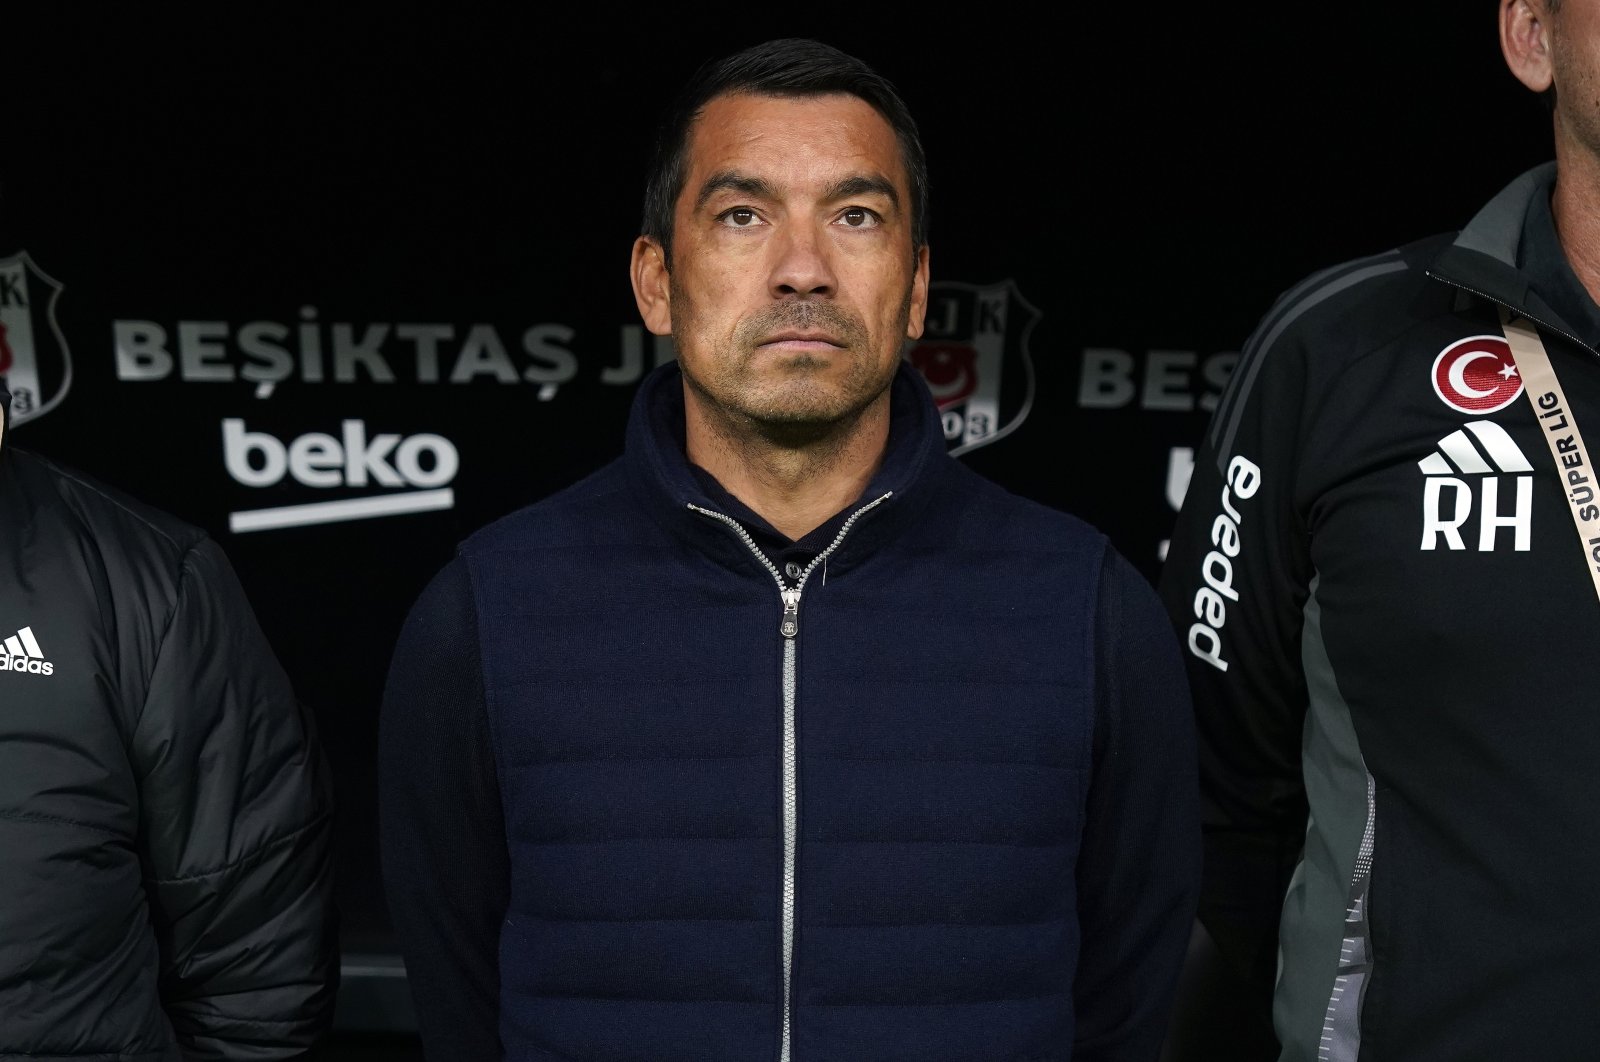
[1166,447,1195,512]
[239,322,294,394]
[397,323,454,384]
[521,324,578,385]
[1186,454,1261,672]
[1142,350,1197,411]
[1211,514,1241,557]
[1078,348,1136,408]
[223,419,459,491]
[223,419,288,487]
[1201,551,1239,602]
[1227,456,1263,499]
[333,323,395,383]
[1478,475,1533,551]
[395,434,459,487]
[451,324,518,383]
[1194,587,1227,628]
[341,421,404,488]
[178,321,234,381]
[287,433,343,488]
[1420,477,1471,551]
[1078,348,1238,410]
[1188,624,1229,672]
[299,306,323,382]
[114,321,174,380]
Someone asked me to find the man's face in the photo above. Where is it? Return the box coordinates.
[1550,1,1600,157]
[634,91,929,436]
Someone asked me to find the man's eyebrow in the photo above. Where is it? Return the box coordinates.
[694,171,776,211]
[826,174,899,208]
[692,172,901,213]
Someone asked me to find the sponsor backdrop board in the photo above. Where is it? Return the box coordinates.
[0,8,1551,1047]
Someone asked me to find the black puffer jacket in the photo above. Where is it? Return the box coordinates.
[0,383,337,1059]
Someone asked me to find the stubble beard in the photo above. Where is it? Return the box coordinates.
[673,282,913,450]
[1553,26,1600,168]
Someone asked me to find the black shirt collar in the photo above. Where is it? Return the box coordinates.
[1518,182,1600,349]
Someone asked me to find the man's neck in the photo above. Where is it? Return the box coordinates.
[683,386,890,541]
[1551,130,1600,308]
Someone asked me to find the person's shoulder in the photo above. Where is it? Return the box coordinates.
[459,456,633,558]
[938,459,1110,558]
[1249,231,1458,360]
[9,447,207,564]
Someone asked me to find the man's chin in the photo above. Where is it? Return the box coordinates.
[739,383,865,425]
[735,388,892,445]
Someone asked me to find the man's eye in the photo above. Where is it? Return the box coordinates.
[718,208,762,227]
[837,207,881,228]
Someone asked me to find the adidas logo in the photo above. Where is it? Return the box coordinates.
[0,626,55,676]
[1419,420,1533,552]
[1417,420,1533,475]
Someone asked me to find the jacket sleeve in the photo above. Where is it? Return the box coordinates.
[1155,305,1316,1044]
[132,538,338,1059]
[379,555,508,1061]
[1072,547,1201,1061]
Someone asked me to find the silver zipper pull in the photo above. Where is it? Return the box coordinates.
[780,589,800,638]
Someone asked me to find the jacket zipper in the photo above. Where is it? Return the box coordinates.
[688,491,894,1062]
[1320,773,1376,1062]
[1426,270,1600,358]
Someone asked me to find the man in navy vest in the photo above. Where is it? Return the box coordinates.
[380,37,1199,1061]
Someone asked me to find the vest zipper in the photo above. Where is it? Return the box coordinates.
[688,491,893,1062]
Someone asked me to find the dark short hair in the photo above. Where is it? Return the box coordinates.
[640,38,928,263]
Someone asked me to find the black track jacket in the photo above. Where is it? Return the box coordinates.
[0,384,337,1059]
[1161,163,1600,1061]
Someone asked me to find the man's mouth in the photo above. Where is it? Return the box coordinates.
[759,331,844,349]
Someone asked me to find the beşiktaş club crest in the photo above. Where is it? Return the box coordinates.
[0,251,72,426]
[907,280,1038,456]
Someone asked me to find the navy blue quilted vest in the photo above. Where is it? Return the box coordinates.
[464,364,1106,1061]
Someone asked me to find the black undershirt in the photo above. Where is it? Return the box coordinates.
[687,464,854,585]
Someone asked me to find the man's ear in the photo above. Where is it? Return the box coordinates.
[904,244,931,341]
[631,236,673,337]
[1502,0,1555,94]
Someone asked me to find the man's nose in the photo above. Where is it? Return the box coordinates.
[768,222,837,298]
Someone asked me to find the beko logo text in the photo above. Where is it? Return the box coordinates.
[1187,456,1262,673]
[224,420,457,488]
[223,420,459,533]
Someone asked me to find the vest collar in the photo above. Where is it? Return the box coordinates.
[622,359,951,575]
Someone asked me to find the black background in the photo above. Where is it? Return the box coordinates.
[1,5,1557,1054]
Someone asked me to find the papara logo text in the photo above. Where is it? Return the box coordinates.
[1,626,54,676]
[1186,456,1262,673]
[223,419,458,533]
